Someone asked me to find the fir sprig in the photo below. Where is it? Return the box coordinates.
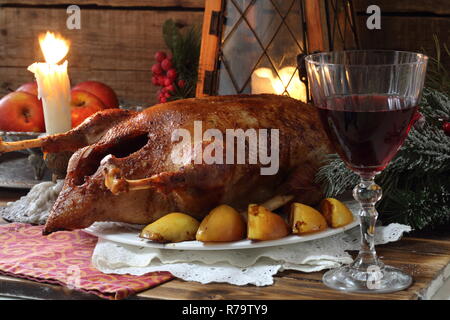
[383,182,450,229]
[424,35,450,94]
[162,19,201,100]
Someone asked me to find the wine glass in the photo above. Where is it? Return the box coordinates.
[305,50,428,293]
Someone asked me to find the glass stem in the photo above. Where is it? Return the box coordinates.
[352,175,383,271]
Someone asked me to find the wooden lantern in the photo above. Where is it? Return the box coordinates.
[196,0,358,101]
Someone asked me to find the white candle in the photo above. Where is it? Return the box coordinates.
[251,66,307,103]
[28,32,72,134]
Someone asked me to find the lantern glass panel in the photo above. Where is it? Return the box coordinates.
[285,0,306,48]
[222,0,240,40]
[245,1,282,48]
[217,0,307,101]
[232,0,253,11]
[272,0,295,16]
[221,19,263,92]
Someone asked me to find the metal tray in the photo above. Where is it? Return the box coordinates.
[0,152,52,189]
[0,131,51,189]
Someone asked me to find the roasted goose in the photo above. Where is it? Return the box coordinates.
[0,95,332,234]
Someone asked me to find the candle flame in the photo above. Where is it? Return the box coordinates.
[39,32,70,65]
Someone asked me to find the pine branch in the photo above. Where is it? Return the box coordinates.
[424,34,450,95]
[315,155,358,197]
[382,182,450,229]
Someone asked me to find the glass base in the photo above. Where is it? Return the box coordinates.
[323,265,412,294]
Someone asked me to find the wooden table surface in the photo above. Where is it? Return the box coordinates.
[0,188,449,300]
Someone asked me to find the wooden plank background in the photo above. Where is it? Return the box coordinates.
[354,0,450,66]
[0,1,204,106]
[0,0,449,106]
[0,0,204,7]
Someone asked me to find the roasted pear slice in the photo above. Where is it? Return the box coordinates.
[289,202,327,235]
[320,198,354,228]
[196,205,246,242]
[247,204,289,241]
[140,212,200,243]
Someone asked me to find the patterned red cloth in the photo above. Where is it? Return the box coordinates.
[0,223,173,299]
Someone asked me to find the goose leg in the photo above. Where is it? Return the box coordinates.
[0,137,44,153]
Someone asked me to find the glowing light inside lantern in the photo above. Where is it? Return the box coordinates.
[252,67,307,102]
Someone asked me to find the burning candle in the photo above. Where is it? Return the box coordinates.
[251,67,307,103]
[28,32,72,134]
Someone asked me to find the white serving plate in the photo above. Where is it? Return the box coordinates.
[84,201,360,251]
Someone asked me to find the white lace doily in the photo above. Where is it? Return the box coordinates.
[1,180,63,225]
[92,223,411,286]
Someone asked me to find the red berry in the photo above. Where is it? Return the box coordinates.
[161,58,173,71]
[166,84,175,93]
[177,79,186,88]
[167,68,177,80]
[157,76,165,86]
[160,97,167,103]
[164,92,171,98]
[443,121,450,136]
[163,78,173,87]
[161,87,167,93]
[151,63,163,75]
[154,51,166,63]
[151,76,158,85]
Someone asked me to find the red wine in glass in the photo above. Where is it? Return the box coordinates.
[306,50,427,294]
[318,94,418,176]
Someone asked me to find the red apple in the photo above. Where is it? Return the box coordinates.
[16,82,39,97]
[0,91,45,132]
[72,81,119,109]
[15,81,43,111]
[16,82,43,112]
[70,90,105,128]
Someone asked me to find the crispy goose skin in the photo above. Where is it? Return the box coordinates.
[43,94,332,234]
